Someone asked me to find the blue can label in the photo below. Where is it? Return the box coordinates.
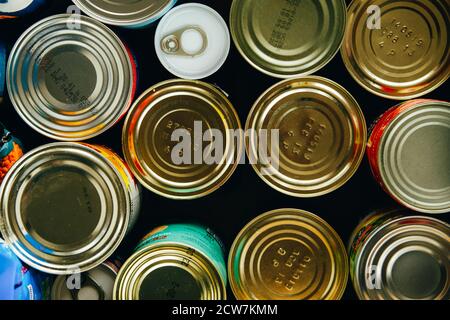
[0,239,52,300]
[0,43,5,99]
[136,224,227,284]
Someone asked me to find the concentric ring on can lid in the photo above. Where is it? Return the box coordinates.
[155,3,230,79]
[229,0,347,78]
[342,0,450,100]
[0,143,133,274]
[72,0,177,27]
[122,79,243,200]
[228,209,348,300]
[354,214,449,300]
[114,245,226,300]
[246,76,367,197]
[378,100,450,214]
[6,14,134,141]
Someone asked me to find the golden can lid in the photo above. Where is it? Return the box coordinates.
[228,209,348,300]
[114,245,226,300]
[229,0,347,78]
[245,76,367,197]
[122,79,243,200]
[342,0,450,100]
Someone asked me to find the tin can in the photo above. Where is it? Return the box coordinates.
[367,99,450,214]
[6,14,136,141]
[230,0,347,78]
[0,122,24,184]
[246,76,367,197]
[0,142,141,274]
[72,0,177,28]
[349,208,449,300]
[0,238,52,300]
[0,0,44,19]
[51,260,121,300]
[114,224,227,300]
[341,0,450,100]
[155,3,230,79]
[122,79,243,200]
[229,209,348,300]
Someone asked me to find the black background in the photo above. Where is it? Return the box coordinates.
[0,0,448,301]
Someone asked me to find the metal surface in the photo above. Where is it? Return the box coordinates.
[246,76,367,197]
[350,209,449,300]
[0,143,139,274]
[6,14,134,141]
[230,0,347,78]
[72,0,176,27]
[122,79,243,200]
[368,100,450,214]
[228,209,348,300]
[342,0,450,99]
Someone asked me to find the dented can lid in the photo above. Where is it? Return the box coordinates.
[7,14,135,141]
[342,0,450,100]
[246,76,367,197]
[155,3,230,79]
[0,143,135,274]
[376,100,450,213]
[228,209,348,300]
[122,79,243,200]
[72,0,177,28]
[230,0,347,78]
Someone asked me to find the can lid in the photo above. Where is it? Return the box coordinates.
[246,76,367,197]
[379,100,450,213]
[114,245,226,300]
[51,262,117,300]
[6,14,134,141]
[354,215,449,300]
[122,79,243,200]
[155,3,230,79]
[72,0,176,27]
[228,209,348,300]
[0,143,131,274]
[230,0,346,78]
[342,0,450,100]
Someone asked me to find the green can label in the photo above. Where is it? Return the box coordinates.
[136,224,227,284]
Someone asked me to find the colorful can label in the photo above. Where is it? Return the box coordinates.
[0,123,24,184]
[0,239,52,300]
[136,224,227,283]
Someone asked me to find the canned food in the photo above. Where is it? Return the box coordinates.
[342,0,450,99]
[229,209,348,300]
[246,76,367,197]
[230,0,347,78]
[367,99,450,214]
[114,224,227,300]
[122,79,243,200]
[6,14,136,141]
[0,142,141,274]
[0,0,44,19]
[72,0,177,28]
[0,238,52,300]
[1,122,24,184]
[155,3,230,79]
[51,260,120,300]
[349,208,449,300]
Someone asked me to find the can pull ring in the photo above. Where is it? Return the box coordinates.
[68,273,106,300]
[161,26,208,57]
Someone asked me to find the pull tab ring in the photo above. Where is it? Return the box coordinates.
[161,26,208,57]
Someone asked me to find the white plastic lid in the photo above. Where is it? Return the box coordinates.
[154,3,230,79]
[0,0,34,13]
